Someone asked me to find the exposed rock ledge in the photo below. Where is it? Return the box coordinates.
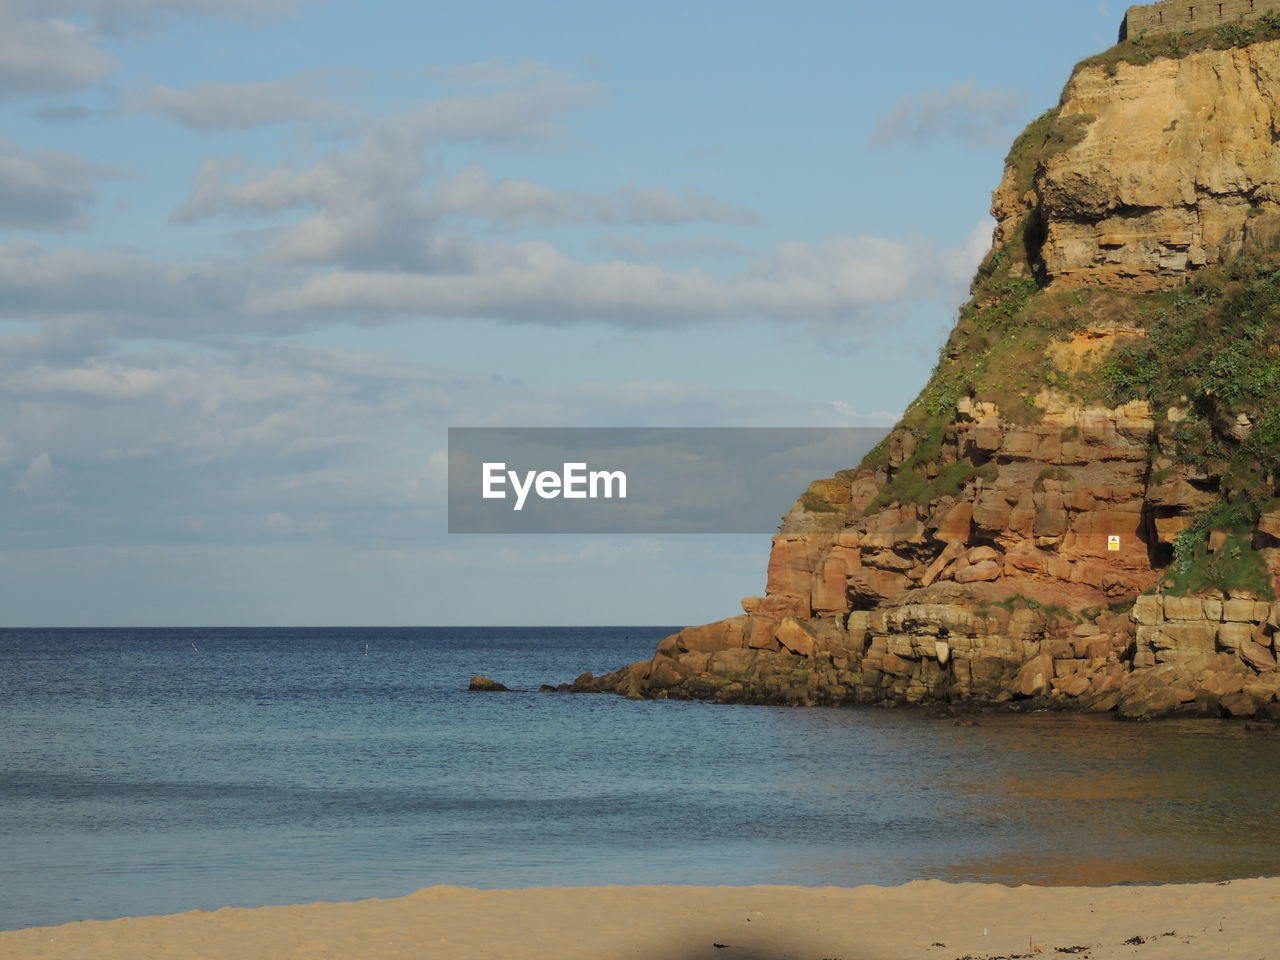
[561,584,1280,721]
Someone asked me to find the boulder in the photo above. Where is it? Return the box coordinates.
[955,559,1000,583]
[1014,653,1054,697]
[1240,640,1278,673]
[776,618,817,658]
[1221,691,1260,718]
[468,675,511,692]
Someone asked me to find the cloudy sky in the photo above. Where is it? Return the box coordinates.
[0,0,1127,626]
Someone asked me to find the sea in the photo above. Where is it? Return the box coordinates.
[2,625,1280,932]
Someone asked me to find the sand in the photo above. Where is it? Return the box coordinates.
[2,878,1277,960]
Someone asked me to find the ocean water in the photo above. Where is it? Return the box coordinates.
[2,626,1280,932]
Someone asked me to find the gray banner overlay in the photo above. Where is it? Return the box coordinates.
[448,427,887,534]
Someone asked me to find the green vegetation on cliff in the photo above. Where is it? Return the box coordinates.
[1079,12,1280,75]
[1103,255,1280,486]
[843,30,1280,599]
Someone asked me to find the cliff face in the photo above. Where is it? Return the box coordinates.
[998,39,1280,291]
[569,28,1280,719]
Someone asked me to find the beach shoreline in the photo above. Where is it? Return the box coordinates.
[2,877,1276,960]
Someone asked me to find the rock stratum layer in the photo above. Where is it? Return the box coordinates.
[999,37,1280,292]
[565,22,1280,719]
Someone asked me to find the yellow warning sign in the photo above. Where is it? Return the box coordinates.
[1107,535,1121,551]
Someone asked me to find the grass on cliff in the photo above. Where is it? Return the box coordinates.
[1101,254,1280,504]
[1099,255,1280,597]
[1079,12,1280,76]
[1169,530,1274,598]
[852,35,1280,595]
[854,93,1104,514]
[1002,109,1096,201]
[862,246,1107,513]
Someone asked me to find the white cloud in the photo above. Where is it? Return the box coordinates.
[594,235,752,261]
[430,165,611,225]
[0,10,115,97]
[428,167,757,227]
[619,188,758,225]
[0,240,253,339]
[0,0,305,98]
[870,80,1022,149]
[736,234,922,314]
[173,124,440,268]
[407,62,601,144]
[14,452,63,496]
[131,78,340,130]
[0,137,124,228]
[0,208,982,358]
[940,217,996,288]
[248,231,959,328]
[0,341,883,553]
[172,84,753,269]
[16,0,301,23]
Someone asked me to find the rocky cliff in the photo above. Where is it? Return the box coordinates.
[567,20,1280,719]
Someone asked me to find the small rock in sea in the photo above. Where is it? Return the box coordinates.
[468,675,511,692]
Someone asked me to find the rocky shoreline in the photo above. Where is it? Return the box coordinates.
[550,583,1280,721]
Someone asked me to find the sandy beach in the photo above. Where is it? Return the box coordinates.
[1,878,1276,960]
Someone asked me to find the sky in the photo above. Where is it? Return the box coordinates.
[0,0,1130,627]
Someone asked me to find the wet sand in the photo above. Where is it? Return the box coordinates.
[1,877,1276,959]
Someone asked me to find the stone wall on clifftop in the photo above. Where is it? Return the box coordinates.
[1121,0,1280,42]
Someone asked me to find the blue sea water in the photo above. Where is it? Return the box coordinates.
[2,625,1280,932]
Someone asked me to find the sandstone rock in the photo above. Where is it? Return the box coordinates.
[1218,622,1253,652]
[1200,672,1247,698]
[776,618,817,658]
[1244,681,1280,703]
[1132,595,1162,626]
[1118,685,1181,719]
[1223,597,1259,622]
[1056,673,1092,697]
[954,559,1000,583]
[921,540,967,588]
[746,617,781,651]
[1241,640,1278,673]
[1014,653,1054,697]
[997,41,1280,291]
[1221,691,1260,718]
[881,653,912,678]
[1259,509,1280,543]
[847,566,911,604]
[676,619,743,654]
[931,502,974,544]
[1163,595,1203,621]
[468,675,511,692]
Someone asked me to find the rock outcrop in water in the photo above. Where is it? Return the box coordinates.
[566,10,1280,719]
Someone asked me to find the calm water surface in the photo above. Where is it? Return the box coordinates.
[2,626,1279,931]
